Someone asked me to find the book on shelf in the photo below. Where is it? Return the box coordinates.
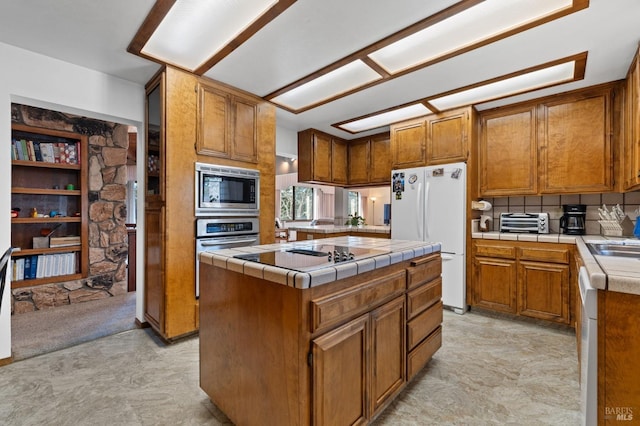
[12,252,76,281]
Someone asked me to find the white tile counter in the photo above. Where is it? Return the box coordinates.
[198,236,440,289]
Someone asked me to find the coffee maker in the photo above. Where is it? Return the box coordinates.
[560,204,586,235]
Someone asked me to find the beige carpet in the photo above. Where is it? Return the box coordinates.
[10,292,137,361]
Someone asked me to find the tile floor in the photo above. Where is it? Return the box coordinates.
[0,310,580,425]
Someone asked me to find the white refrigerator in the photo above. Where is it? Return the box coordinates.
[391,162,467,313]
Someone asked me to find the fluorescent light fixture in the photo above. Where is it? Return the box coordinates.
[142,0,278,71]
[338,103,432,133]
[368,0,574,74]
[429,61,576,110]
[271,60,383,110]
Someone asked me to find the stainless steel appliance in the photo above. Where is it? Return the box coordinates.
[560,204,586,235]
[195,162,259,216]
[578,266,597,426]
[195,217,259,297]
[499,212,549,233]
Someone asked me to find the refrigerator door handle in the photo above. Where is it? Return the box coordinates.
[417,182,424,240]
[441,253,454,260]
[423,181,430,239]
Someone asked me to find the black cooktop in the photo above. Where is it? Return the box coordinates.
[233,244,390,272]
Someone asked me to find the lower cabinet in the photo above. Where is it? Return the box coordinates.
[312,296,405,425]
[472,240,572,325]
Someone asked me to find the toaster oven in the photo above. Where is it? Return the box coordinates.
[500,212,549,234]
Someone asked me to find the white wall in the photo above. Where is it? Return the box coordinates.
[0,42,146,360]
[275,125,297,158]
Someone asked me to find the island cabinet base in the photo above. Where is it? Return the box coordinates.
[199,252,442,426]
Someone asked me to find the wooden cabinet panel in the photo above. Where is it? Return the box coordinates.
[426,108,468,165]
[475,242,517,259]
[407,253,442,289]
[479,106,537,196]
[391,118,426,169]
[539,90,613,193]
[407,326,441,380]
[624,47,640,190]
[370,296,405,414]
[518,261,569,324]
[348,139,370,185]
[312,314,369,426]
[196,81,258,163]
[144,204,164,332]
[407,300,443,350]
[407,277,441,319]
[298,129,334,183]
[370,135,391,183]
[474,256,517,313]
[518,246,569,264]
[332,138,348,185]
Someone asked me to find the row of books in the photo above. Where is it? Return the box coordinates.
[11,138,80,164]
[11,253,77,281]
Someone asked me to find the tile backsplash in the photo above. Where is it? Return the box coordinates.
[479,192,640,235]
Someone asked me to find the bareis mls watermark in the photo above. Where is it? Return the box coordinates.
[605,406,634,421]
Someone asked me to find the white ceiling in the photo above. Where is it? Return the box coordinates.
[0,0,638,139]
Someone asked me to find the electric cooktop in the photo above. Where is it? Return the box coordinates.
[233,244,391,272]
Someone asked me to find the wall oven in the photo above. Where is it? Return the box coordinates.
[195,162,259,216]
[195,217,260,298]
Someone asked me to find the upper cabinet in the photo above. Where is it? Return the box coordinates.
[623,45,640,191]
[331,138,348,185]
[539,89,613,193]
[390,106,473,169]
[196,80,258,163]
[478,84,617,197]
[479,105,538,196]
[347,139,370,185]
[347,133,391,186]
[298,129,333,183]
[425,107,470,165]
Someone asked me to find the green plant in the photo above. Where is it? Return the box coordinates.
[345,213,366,226]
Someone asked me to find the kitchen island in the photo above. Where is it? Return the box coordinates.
[198,236,442,426]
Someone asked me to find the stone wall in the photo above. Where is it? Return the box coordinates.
[10,104,130,314]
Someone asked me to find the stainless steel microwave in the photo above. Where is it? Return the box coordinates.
[195,162,259,216]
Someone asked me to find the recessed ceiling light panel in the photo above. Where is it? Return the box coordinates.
[338,103,432,133]
[368,0,574,74]
[429,61,576,110]
[142,0,278,71]
[271,60,382,110]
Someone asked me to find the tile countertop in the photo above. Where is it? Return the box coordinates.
[198,236,440,289]
[286,224,391,234]
[472,231,640,295]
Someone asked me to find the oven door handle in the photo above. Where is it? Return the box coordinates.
[200,238,258,247]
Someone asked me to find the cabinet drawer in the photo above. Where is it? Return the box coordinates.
[407,300,443,350]
[407,278,441,320]
[475,243,516,259]
[407,326,442,380]
[407,253,441,289]
[518,247,569,264]
[311,270,406,333]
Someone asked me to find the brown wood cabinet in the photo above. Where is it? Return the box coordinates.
[623,45,640,190]
[390,117,426,169]
[298,128,334,183]
[10,124,89,289]
[598,290,640,425]
[478,105,538,196]
[347,133,391,186]
[425,107,470,165]
[478,84,616,196]
[348,139,370,185]
[196,80,258,163]
[331,138,348,185]
[539,88,613,193]
[472,240,573,325]
[144,67,276,340]
[199,252,442,425]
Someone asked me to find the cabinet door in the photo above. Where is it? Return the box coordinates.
[332,138,348,184]
[348,139,370,185]
[230,96,258,163]
[426,108,468,165]
[370,297,405,415]
[518,261,569,324]
[625,51,640,190]
[473,257,517,313]
[539,90,613,193]
[196,83,230,158]
[391,118,426,169]
[312,314,369,426]
[144,204,165,332]
[370,135,391,183]
[313,132,333,182]
[479,106,538,196]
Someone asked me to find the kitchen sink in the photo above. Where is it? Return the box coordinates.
[587,242,640,258]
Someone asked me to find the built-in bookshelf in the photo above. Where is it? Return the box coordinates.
[10,123,88,289]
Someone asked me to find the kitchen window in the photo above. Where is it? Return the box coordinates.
[280,186,314,221]
[348,191,361,217]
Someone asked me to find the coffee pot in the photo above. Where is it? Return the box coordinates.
[560,204,586,235]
